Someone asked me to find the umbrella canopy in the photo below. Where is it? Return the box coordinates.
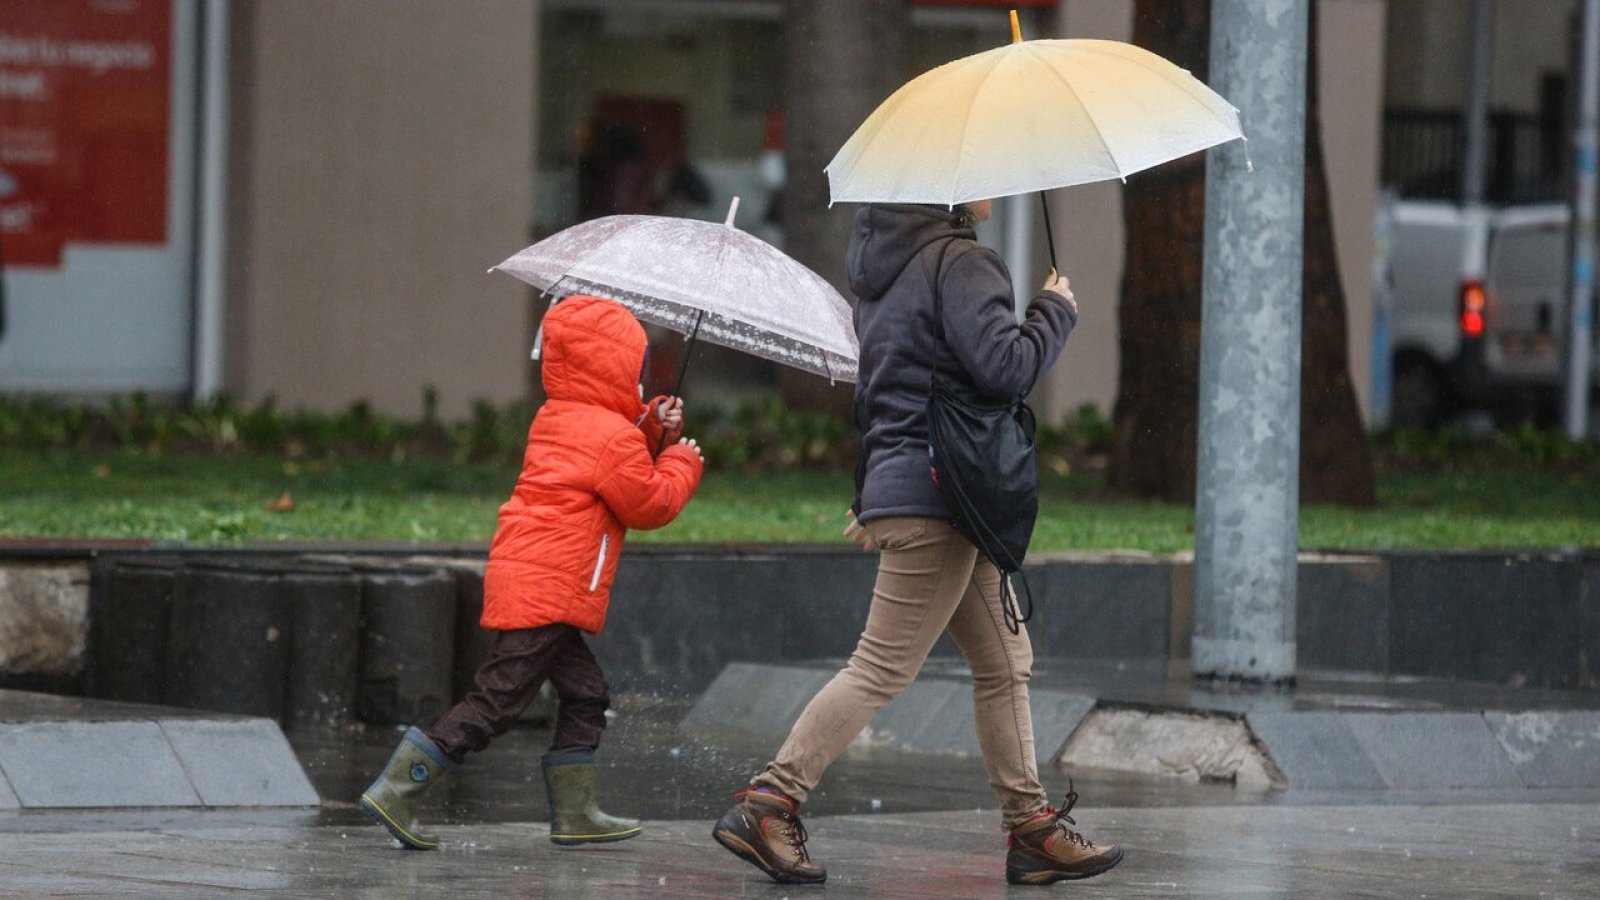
[492,199,858,384]
[826,36,1245,206]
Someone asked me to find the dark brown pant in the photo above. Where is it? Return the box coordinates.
[425,624,610,764]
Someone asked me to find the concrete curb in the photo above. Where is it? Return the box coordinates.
[0,690,318,809]
[685,661,1600,791]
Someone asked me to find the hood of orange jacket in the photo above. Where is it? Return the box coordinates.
[540,295,648,419]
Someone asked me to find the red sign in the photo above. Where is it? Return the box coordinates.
[0,0,170,268]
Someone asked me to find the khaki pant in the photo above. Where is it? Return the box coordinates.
[751,516,1048,829]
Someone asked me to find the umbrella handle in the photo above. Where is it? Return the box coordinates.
[1038,192,1059,273]
[656,309,704,455]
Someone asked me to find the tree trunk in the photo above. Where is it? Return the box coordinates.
[778,0,908,411]
[1108,0,1211,502]
[1110,0,1375,506]
[1299,3,1377,505]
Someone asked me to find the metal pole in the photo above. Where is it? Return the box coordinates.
[1462,0,1495,205]
[193,0,231,400]
[1002,195,1034,316]
[1566,0,1599,439]
[1193,0,1307,684]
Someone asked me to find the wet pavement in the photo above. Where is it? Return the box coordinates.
[4,691,1600,896]
[2,796,1597,896]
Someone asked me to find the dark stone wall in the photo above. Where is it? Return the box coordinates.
[8,544,1598,724]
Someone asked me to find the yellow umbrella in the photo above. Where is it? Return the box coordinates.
[826,11,1246,263]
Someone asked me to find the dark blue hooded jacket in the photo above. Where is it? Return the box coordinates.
[848,203,1076,523]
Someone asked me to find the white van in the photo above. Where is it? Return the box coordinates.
[1384,200,1598,427]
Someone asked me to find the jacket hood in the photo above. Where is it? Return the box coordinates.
[539,295,647,419]
[847,203,975,303]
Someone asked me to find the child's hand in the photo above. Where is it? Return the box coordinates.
[677,436,702,460]
[843,509,877,552]
[657,396,685,432]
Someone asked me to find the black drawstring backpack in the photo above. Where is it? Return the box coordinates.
[925,240,1039,634]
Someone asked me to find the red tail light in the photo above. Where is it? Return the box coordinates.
[1459,280,1487,338]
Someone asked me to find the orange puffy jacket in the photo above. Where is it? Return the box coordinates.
[481,296,703,633]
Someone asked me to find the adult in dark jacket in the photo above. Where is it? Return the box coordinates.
[714,202,1122,886]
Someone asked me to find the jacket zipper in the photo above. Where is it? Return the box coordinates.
[588,534,610,592]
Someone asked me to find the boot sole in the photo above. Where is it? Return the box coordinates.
[550,826,642,846]
[359,793,439,851]
[712,817,826,885]
[1005,846,1124,885]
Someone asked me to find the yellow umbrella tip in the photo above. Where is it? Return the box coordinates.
[1009,10,1021,44]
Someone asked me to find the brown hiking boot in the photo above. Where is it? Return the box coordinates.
[1006,781,1123,884]
[712,788,826,884]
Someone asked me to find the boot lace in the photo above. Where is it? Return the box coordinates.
[1043,779,1096,851]
[781,814,813,863]
[734,790,813,864]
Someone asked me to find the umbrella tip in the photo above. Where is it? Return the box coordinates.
[724,196,741,228]
[1009,9,1021,44]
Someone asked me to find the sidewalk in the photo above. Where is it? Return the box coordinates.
[1,800,1595,897]
[5,675,1600,896]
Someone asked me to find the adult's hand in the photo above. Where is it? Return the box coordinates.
[843,509,877,552]
[1040,268,1077,317]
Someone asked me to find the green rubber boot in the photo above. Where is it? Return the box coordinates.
[359,726,453,850]
[542,749,642,846]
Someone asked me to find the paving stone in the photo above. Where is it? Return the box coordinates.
[1030,690,1097,763]
[1246,711,1386,790]
[0,720,200,807]
[0,767,17,808]
[1486,711,1600,788]
[682,662,832,737]
[855,678,964,751]
[1342,712,1524,789]
[161,719,319,807]
[906,686,981,755]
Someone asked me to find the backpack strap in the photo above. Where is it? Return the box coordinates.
[928,238,958,349]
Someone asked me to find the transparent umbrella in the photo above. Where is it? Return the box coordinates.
[491,198,858,387]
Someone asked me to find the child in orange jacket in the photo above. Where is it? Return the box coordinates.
[360,295,704,850]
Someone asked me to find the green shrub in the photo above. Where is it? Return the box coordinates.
[1371,423,1598,473]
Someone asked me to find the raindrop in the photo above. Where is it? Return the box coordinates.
[870,798,882,811]
[658,876,668,886]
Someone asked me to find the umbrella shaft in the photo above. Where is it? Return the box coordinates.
[1039,192,1058,272]
[673,311,703,397]
[656,310,703,457]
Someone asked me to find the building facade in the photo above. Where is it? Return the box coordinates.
[2,0,1567,425]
